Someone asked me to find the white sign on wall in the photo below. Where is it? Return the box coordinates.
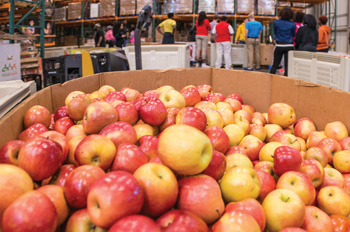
[0,43,21,82]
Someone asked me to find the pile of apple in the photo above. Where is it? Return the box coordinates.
[1,84,350,232]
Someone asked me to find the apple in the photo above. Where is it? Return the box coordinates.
[279,228,307,232]
[203,93,225,104]
[159,108,180,131]
[234,109,252,123]
[143,90,161,99]
[225,198,266,231]
[67,94,91,121]
[89,91,107,101]
[212,211,261,232]
[138,97,167,126]
[65,91,85,106]
[271,132,301,151]
[158,124,213,175]
[138,135,159,160]
[330,215,350,232]
[159,89,186,109]
[99,121,137,148]
[297,137,307,152]
[234,118,250,136]
[343,174,350,195]
[262,189,306,232]
[121,87,141,102]
[177,174,225,224]
[216,102,233,112]
[220,167,260,202]
[133,123,155,140]
[325,121,349,142]
[18,123,48,141]
[224,98,242,112]
[226,93,243,104]
[194,101,217,111]
[264,124,283,142]
[38,185,70,226]
[65,125,86,141]
[252,112,267,124]
[273,146,302,177]
[299,158,324,188]
[2,191,57,232]
[225,146,248,156]
[259,142,282,162]
[306,131,327,149]
[0,140,25,165]
[317,186,350,216]
[333,150,350,173]
[176,107,207,132]
[180,86,201,107]
[339,137,350,150]
[87,171,144,229]
[156,85,174,94]
[223,124,245,147]
[111,143,148,173]
[75,135,116,171]
[24,105,51,129]
[294,118,316,141]
[18,137,62,181]
[64,165,105,209]
[318,138,342,164]
[254,161,274,175]
[82,102,118,134]
[54,116,75,135]
[39,131,68,164]
[48,164,75,187]
[217,108,235,126]
[268,103,296,128]
[276,171,316,205]
[242,104,254,114]
[196,84,213,99]
[67,135,86,165]
[304,147,328,167]
[249,124,267,141]
[202,150,226,180]
[0,164,33,216]
[319,167,344,188]
[105,91,126,103]
[302,206,333,232]
[205,126,230,154]
[226,153,253,170]
[134,163,178,217]
[239,135,265,161]
[255,169,276,202]
[149,156,163,164]
[65,208,106,232]
[54,105,69,122]
[109,215,161,232]
[156,209,208,232]
[113,102,138,125]
[99,85,116,95]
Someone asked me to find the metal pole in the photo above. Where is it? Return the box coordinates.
[40,0,45,58]
[152,0,156,42]
[115,0,119,17]
[193,0,196,25]
[81,0,85,45]
[234,0,237,35]
[9,0,15,35]
[347,0,350,53]
[334,0,337,50]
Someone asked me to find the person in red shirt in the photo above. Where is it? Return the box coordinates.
[195,11,211,67]
[212,16,234,69]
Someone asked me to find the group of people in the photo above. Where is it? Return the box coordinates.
[94,19,135,48]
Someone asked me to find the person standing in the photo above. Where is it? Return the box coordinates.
[294,12,305,45]
[269,7,295,77]
[235,18,248,44]
[317,15,331,52]
[295,14,318,52]
[113,22,126,48]
[195,11,211,67]
[210,15,218,43]
[156,13,176,44]
[105,25,116,47]
[245,13,263,71]
[122,19,129,47]
[212,16,234,69]
[94,23,105,48]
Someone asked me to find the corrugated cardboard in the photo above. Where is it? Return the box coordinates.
[68,2,82,20]
[120,0,136,16]
[237,0,255,14]
[260,43,274,66]
[198,0,216,14]
[217,0,234,14]
[2,68,350,147]
[137,0,153,14]
[257,0,275,15]
[100,0,116,17]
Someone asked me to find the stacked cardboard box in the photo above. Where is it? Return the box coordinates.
[163,0,176,14]
[120,0,136,16]
[293,3,306,7]
[217,0,234,13]
[90,3,100,18]
[237,0,255,14]
[54,7,67,21]
[137,0,153,14]
[175,0,192,13]
[68,3,82,20]
[100,0,116,17]
[279,2,291,7]
[198,0,215,14]
[258,0,275,15]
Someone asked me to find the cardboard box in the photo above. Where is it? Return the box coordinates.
[237,0,255,14]
[2,68,350,148]
[54,7,67,21]
[120,0,136,16]
[90,3,100,18]
[258,0,275,15]
[260,43,274,66]
[137,0,153,14]
[68,2,82,20]
[217,0,234,14]
[100,0,116,17]
[198,0,216,14]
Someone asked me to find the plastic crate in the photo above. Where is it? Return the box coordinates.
[210,43,248,67]
[288,51,350,92]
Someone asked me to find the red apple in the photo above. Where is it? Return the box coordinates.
[67,94,91,121]
[121,87,141,102]
[18,123,48,141]
[279,228,307,232]
[306,131,327,149]
[254,169,276,202]
[65,125,86,141]
[330,215,350,232]
[299,158,324,188]
[305,147,328,167]
[294,118,316,141]
[176,107,207,132]
[318,138,342,164]
[225,146,248,156]
[105,91,126,103]
[180,86,201,106]
[65,91,85,106]
[203,93,225,104]
[64,165,105,209]
[65,208,105,232]
[319,167,344,188]
[18,137,62,181]
[239,135,265,161]
[205,126,230,153]
[254,161,274,175]
[212,211,261,232]
[87,171,144,229]
[339,137,350,150]
[75,135,116,171]
[317,186,350,216]
[39,130,68,164]
[149,156,164,164]
[48,164,75,188]
[159,108,180,131]
[109,215,161,232]
[202,150,226,181]
[196,84,213,99]
[224,98,242,112]
[273,146,302,177]
[226,93,243,104]
[54,105,69,122]
[249,124,267,142]
[143,90,161,99]
[111,143,148,173]
[2,191,57,232]
[54,116,75,135]
[0,140,25,165]
[24,105,51,129]
[343,174,350,195]
[115,102,138,125]
[177,174,225,224]
[302,206,332,232]
[234,109,252,123]
[139,135,159,160]
[138,97,167,126]
[99,121,137,148]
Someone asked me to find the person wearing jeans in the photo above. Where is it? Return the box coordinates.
[212,16,234,69]
[270,7,296,76]
[245,13,263,71]
[195,11,211,67]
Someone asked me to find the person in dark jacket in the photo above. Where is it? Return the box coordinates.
[295,14,318,52]
[270,7,295,76]
[113,22,126,48]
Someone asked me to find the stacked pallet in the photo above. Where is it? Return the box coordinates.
[137,0,153,14]
[100,0,116,17]
[120,0,136,16]
[198,0,216,14]
[258,0,275,15]
[217,0,234,14]
[237,0,255,14]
